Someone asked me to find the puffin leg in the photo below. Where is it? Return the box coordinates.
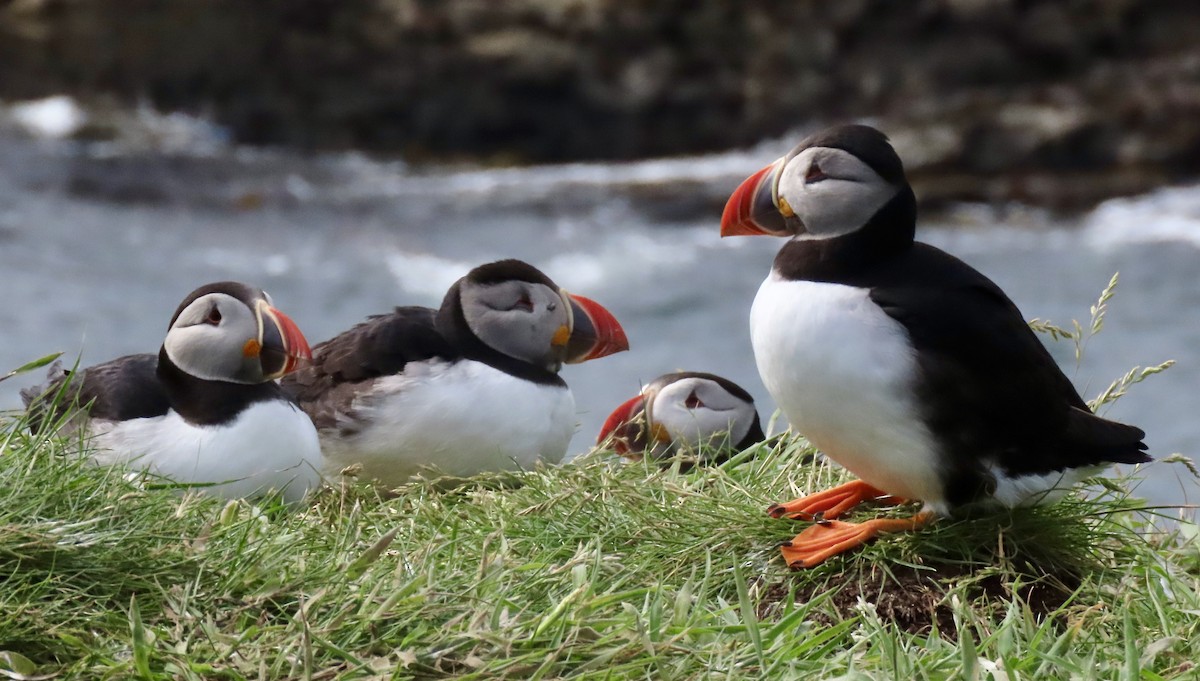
[767,479,903,520]
[780,511,935,569]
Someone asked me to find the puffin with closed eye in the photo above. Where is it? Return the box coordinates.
[282,259,629,486]
[597,372,765,466]
[720,124,1149,568]
[22,281,321,502]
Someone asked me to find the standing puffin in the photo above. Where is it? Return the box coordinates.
[22,282,321,503]
[720,124,1149,568]
[282,259,629,486]
[597,371,765,465]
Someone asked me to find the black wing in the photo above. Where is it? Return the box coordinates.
[280,307,456,430]
[21,354,169,431]
[865,244,1147,501]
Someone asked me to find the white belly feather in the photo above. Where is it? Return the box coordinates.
[750,273,948,508]
[88,400,323,503]
[322,360,576,487]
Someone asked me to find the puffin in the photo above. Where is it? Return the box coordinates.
[597,371,765,466]
[21,281,321,503]
[719,124,1149,568]
[281,259,629,486]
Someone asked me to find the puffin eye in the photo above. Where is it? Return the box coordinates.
[805,163,828,184]
[514,294,534,312]
[684,390,703,409]
[204,306,222,326]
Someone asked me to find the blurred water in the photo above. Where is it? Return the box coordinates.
[1,132,1196,517]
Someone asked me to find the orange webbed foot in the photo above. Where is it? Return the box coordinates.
[779,511,934,569]
[767,479,904,521]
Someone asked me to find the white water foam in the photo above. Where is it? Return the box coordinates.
[1083,185,1200,250]
[914,184,1200,256]
[324,138,793,204]
[385,251,473,299]
[7,96,87,139]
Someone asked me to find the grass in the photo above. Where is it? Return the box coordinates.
[3,274,1197,679]
[2,411,1200,680]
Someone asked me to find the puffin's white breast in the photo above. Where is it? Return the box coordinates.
[750,272,946,507]
[88,400,323,503]
[323,359,576,486]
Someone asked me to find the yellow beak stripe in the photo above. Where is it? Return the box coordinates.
[242,339,262,358]
[551,325,570,348]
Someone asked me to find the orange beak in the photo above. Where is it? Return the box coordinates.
[720,158,791,237]
[257,303,312,379]
[564,293,630,363]
[597,394,646,455]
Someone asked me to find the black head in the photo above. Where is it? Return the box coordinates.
[790,124,907,186]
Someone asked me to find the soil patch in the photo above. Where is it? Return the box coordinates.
[758,561,1080,638]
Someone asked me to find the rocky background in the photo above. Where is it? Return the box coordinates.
[2,0,1199,209]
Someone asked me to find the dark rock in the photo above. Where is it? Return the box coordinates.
[1,0,1199,208]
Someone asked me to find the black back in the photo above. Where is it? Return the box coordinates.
[22,354,168,431]
[844,243,1148,504]
[281,306,454,430]
[22,350,289,429]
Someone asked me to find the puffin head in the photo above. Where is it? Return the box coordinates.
[163,281,312,384]
[721,124,912,241]
[453,259,629,373]
[598,372,763,461]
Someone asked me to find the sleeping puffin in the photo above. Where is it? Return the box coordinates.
[22,281,321,503]
[597,371,765,466]
[282,259,629,486]
[720,124,1149,568]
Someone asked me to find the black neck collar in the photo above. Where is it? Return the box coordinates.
[156,347,287,426]
[773,186,917,283]
[736,415,766,451]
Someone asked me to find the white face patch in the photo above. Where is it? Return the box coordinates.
[650,377,755,450]
[461,280,569,370]
[776,147,899,239]
[163,292,263,383]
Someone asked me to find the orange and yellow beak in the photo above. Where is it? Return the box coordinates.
[255,301,312,380]
[720,157,792,237]
[597,392,674,457]
[563,293,630,364]
[597,394,647,456]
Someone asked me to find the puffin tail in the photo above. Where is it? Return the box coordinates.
[18,360,70,433]
[1065,407,1151,466]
